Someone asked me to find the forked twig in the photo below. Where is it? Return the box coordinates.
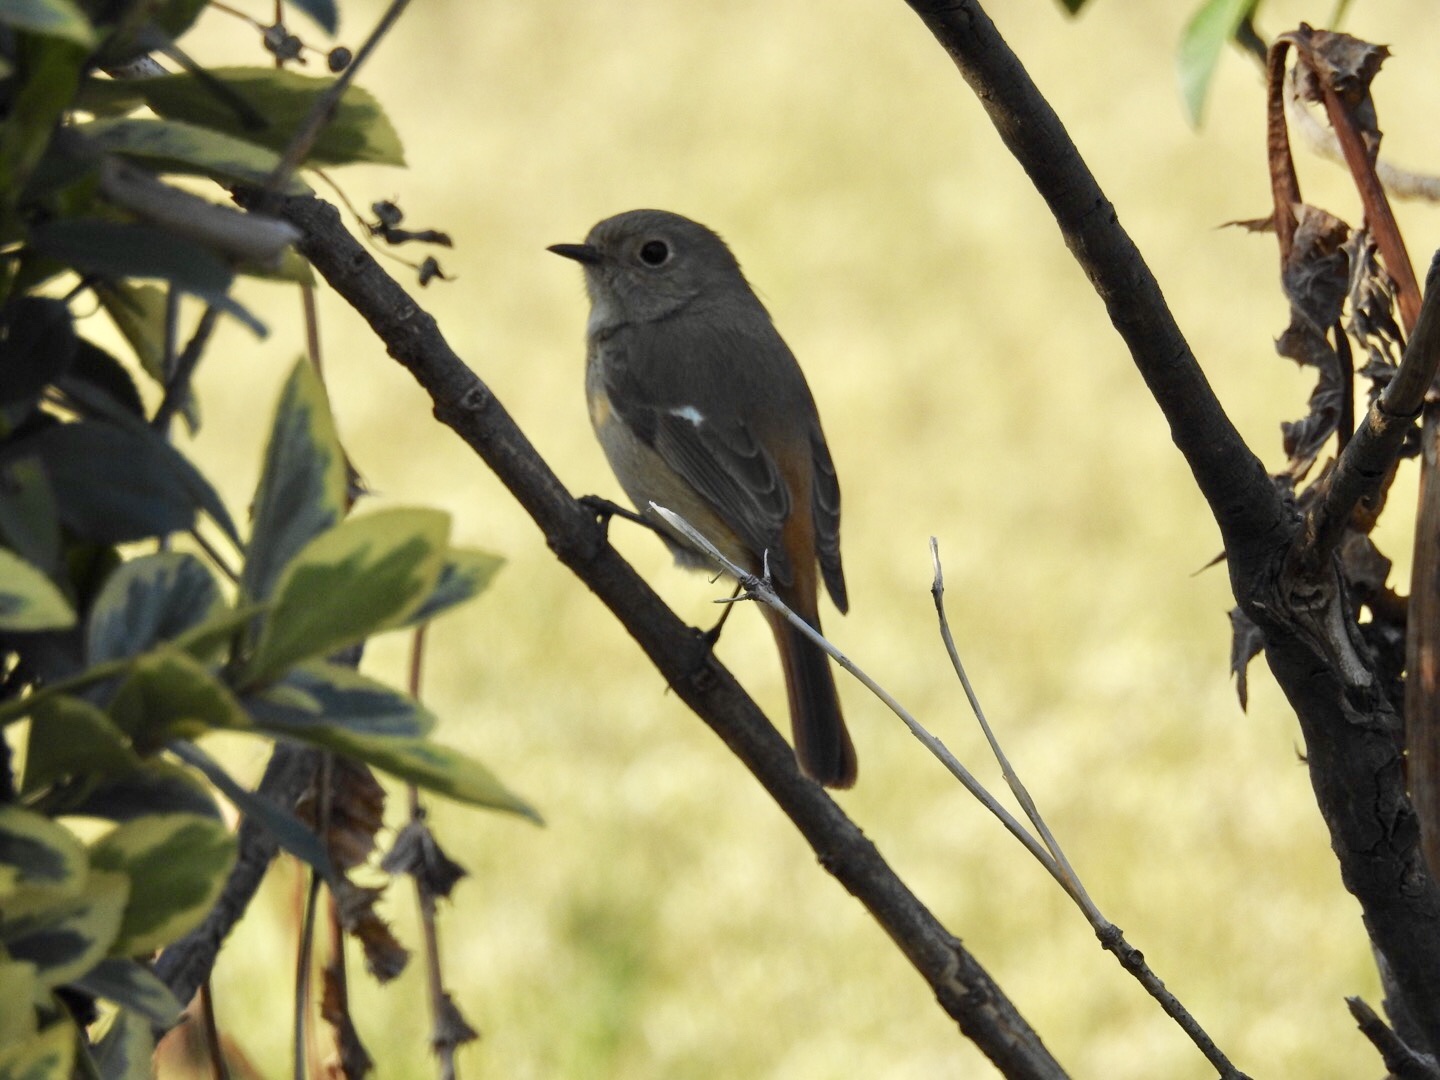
[928,538,1100,922]
[650,504,1252,1080]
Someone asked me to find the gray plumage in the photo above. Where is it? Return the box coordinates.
[551,209,855,787]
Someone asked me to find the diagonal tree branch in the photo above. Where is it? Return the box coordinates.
[245,186,1069,1080]
[902,0,1440,1055]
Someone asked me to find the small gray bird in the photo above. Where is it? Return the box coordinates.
[550,209,855,788]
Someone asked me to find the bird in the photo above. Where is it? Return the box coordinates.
[549,209,856,788]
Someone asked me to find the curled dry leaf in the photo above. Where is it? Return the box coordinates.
[333,878,409,982]
[1345,229,1406,399]
[1280,359,1343,482]
[296,757,386,872]
[1284,205,1351,334]
[1275,205,1352,480]
[1229,606,1267,712]
[1285,24,1390,153]
[380,817,467,900]
[1340,529,1393,603]
[432,992,480,1054]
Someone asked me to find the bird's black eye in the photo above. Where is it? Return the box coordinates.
[638,239,670,266]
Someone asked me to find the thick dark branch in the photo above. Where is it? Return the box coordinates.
[250,188,1068,1080]
[902,0,1440,1056]
[902,0,1287,575]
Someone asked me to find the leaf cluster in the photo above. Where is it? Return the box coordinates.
[0,3,529,1075]
[0,0,404,327]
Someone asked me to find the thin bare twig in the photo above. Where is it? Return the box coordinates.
[656,505,1251,1079]
[294,871,322,1080]
[406,625,462,1080]
[199,981,231,1080]
[151,305,221,432]
[651,507,1061,875]
[928,538,1099,918]
[263,0,412,190]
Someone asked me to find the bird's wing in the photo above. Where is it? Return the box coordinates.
[599,320,796,582]
[810,425,847,613]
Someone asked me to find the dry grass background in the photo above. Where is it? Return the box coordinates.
[153,1,1440,1076]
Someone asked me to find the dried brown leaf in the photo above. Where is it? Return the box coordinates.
[432,992,480,1053]
[1288,25,1389,149]
[334,879,409,983]
[1340,530,1393,601]
[296,758,387,872]
[1345,228,1405,400]
[1222,215,1277,234]
[1273,205,1353,478]
[1284,204,1350,333]
[381,818,468,900]
[1229,606,1266,711]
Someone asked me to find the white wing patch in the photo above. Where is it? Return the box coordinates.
[670,405,705,426]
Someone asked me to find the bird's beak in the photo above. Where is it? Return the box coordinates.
[547,242,602,265]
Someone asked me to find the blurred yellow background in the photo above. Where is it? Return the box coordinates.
[156,1,1440,1077]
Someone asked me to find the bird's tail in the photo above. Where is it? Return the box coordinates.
[767,608,856,789]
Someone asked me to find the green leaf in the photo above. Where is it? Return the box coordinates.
[0,297,78,429]
[263,717,539,822]
[286,0,337,35]
[0,806,87,899]
[89,813,235,956]
[86,67,405,168]
[0,37,87,232]
[55,759,221,823]
[249,660,436,737]
[245,508,449,684]
[92,283,203,431]
[27,218,232,296]
[0,1018,75,1080]
[404,548,504,627]
[6,418,239,545]
[108,647,249,745]
[0,0,96,46]
[0,961,41,1041]
[94,281,167,385]
[246,663,539,820]
[241,358,345,605]
[171,600,266,661]
[78,118,311,194]
[21,694,140,796]
[2,868,128,988]
[74,957,183,1028]
[58,339,146,419]
[1177,0,1259,127]
[86,552,221,664]
[0,458,62,580]
[98,0,209,67]
[329,731,540,821]
[91,1006,154,1080]
[0,548,74,631]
